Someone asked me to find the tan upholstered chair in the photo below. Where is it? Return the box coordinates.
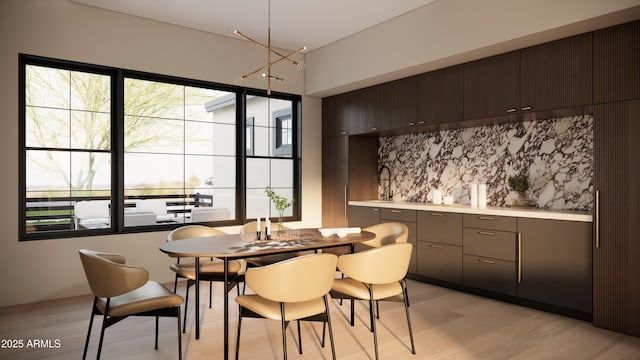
[235,253,338,360]
[330,243,415,360]
[166,225,246,331]
[78,249,183,360]
[360,222,409,248]
[241,221,302,267]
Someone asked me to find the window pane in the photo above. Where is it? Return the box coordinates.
[25,107,69,148]
[125,153,185,190]
[125,79,184,119]
[24,62,113,236]
[185,120,213,155]
[124,116,184,154]
[246,158,270,189]
[270,159,293,188]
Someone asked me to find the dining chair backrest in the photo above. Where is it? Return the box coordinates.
[360,222,409,247]
[78,249,148,298]
[245,253,338,303]
[167,225,226,242]
[337,243,412,285]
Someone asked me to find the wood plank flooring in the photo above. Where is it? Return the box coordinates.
[1,280,639,359]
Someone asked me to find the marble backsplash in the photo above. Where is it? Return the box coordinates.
[378,115,593,211]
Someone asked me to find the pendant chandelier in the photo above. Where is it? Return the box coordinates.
[234,0,306,94]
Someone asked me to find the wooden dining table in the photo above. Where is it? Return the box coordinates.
[159,227,375,360]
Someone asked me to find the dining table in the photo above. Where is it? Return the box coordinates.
[159,227,375,360]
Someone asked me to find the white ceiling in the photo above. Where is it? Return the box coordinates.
[69,0,437,52]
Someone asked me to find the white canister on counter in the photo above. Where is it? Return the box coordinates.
[478,183,487,208]
[470,183,478,207]
[432,189,443,204]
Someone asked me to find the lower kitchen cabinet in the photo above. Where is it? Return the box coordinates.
[416,211,462,283]
[348,205,380,228]
[417,241,462,283]
[517,218,592,314]
[381,208,417,274]
[463,255,517,296]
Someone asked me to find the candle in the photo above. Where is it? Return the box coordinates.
[470,184,478,207]
[266,218,271,235]
[256,217,261,231]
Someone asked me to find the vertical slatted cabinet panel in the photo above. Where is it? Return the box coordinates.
[593,102,628,333]
[520,32,592,111]
[418,65,464,125]
[322,135,349,227]
[627,99,640,337]
[594,20,640,104]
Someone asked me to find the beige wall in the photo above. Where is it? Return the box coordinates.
[305,0,640,97]
[0,0,320,307]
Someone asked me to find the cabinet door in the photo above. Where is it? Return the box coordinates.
[322,94,350,137]
[520,32,592,112]
[384,76,418,130]
[417,241,462,284]
[348,205,380,228]
[463,51,520,120]
[418,65,463,125]
[349,86,385,134]
[593,20,640,103]
[321,136,348,227]
[463,255,516,296]
[417,211,462,245]
[593,100,640,336]
[517,218,592,314]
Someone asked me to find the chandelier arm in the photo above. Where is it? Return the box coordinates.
[240,63,270,79]
[269,46,306,66]
[234,30,268,49]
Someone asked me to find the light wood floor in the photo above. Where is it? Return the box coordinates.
[1,280,639,359]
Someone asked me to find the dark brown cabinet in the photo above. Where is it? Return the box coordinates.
[417,65,463,125]
[520,32,593,112]
[517,218,592,314]
[463,51,520,120]
[383,76,418,130]
[348,205,380,228]
[349,86,387,134]
[416,211,462,284]
[594,20,640,103]
[462,214,517,296]
[322,94,350,137]
[593,99,640,336]
[321,136,378,228]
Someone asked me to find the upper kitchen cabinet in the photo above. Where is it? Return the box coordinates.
[349,85,387,134]
[463,50,520,120]
[594,20,640,104]
[322,94,350,137]
[382,76,418,130]
[418,65,463,125]
[520,32,592,112]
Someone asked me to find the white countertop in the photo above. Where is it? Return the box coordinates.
[349,200,593,222]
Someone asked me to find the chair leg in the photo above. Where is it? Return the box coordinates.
[209,281,213,309]
[280,303,288,360]
[368,287,379,360]
[173,274,179,293]
[402,280,416,354]
[403,278,410,307]
[323,295,337,360]
[350,298,355,326]
[376,300,380,319]
[183,281,191,333]
[155,315,159,350]
[96,298,111,360]
[297,320,302,354]
[235,308,243,360]
[82,297,98,360]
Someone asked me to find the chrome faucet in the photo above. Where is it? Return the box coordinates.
[379,165,393,201]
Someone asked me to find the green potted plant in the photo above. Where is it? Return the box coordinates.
[508,173,531,207]
[264,186,293,231]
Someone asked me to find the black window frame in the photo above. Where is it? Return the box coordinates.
[19,54,301,241]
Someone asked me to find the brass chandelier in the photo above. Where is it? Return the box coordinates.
[234,0,306,94]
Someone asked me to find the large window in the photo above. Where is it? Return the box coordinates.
[20,55,301,240]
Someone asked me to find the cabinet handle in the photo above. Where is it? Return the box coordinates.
[372,208,379,212]
[478,216,495,221]
[341,131,348,135]
[429,244,445,249]
[430,213,443,216]
[371,127,379,131]
[521,106,532,111]
[478,231,495,236]
[391,210,402,213]
[595,190,600,248]
[506,108,517,113]
[408,122,416,126]
[418,121,425,125]
[518,232,522,284]
[478,259,496,265]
